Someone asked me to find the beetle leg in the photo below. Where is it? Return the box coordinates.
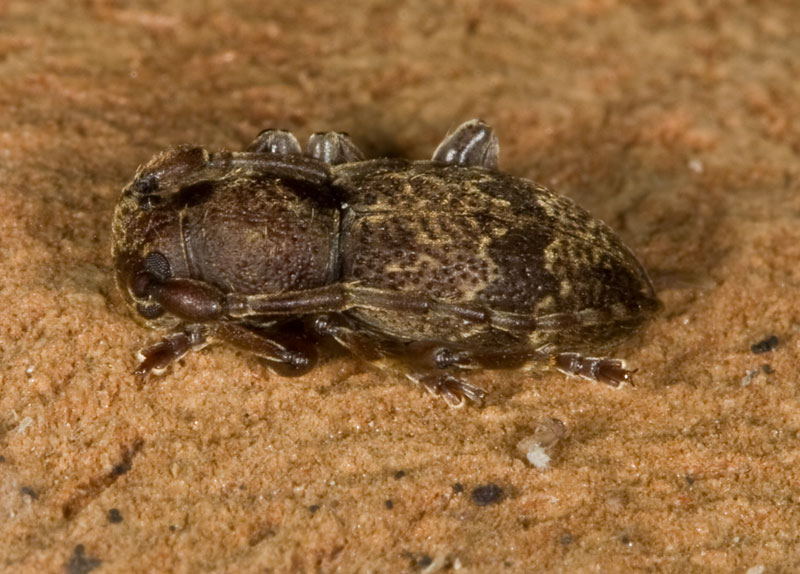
[127,146,331,208]
[209,321,318,377]
[226,284,349,316]
[159,281,558,337]
[311,314,486,407]
[408,374,486,408]
[310,314,388,362]
[410,343,636,388]
[227,286,653,351]
[246,129,302,154]
[424,343,636,387]
[431,119,499,169]
[553,353,633,387]
[226,285,539,331]
[208,151,331,185]
[306,132,365,165]
[136,276,227,323]
[404,341,539,371]
[135,325,209,377]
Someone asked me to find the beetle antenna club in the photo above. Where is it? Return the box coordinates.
[112,119,660,406]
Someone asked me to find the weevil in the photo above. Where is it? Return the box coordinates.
[112,120,660,406]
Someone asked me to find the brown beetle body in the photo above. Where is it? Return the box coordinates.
[112,120,660,406]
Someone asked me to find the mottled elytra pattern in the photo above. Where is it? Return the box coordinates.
[334,161,657,349]
[112,119,660,407]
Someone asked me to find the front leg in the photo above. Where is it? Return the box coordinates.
[127,145,331,209]
[136,321,317,378]
[135,275,227,323]
[132,267,318,376]
[136,324,208,376]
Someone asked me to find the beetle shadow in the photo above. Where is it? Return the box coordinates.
[505,107,732,360]
[344,124,411,161]
[22,155,124,303]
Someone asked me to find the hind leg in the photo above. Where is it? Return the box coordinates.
[553,353,633,387]
[400,344,636,394]
[310,314,633,405]
[432,119,499,169]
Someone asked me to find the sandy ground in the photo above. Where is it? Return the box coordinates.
[2,1,800,572]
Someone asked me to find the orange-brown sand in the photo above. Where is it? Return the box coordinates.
[2,1,800,572]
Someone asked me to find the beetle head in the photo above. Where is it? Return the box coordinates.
[111,146,209,328]
[113,145,341,327]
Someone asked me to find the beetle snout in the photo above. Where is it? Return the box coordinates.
[128,251,174,320]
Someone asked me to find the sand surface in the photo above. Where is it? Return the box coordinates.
[2,1,800,572]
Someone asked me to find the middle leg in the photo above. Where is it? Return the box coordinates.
[210,320,318,377]
[310,314,487,407]
[306,132,365,165]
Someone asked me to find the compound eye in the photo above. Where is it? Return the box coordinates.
[136,302,164,319]
[142,251,171,281]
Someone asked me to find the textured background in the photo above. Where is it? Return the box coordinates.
[2,1,800,572]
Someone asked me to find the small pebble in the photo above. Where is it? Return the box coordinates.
[16,417,33,434]
[751,335,778,354]
[420,554,449,574]
[517,418,567,469]
[65,544,101,574]
[20,486,38,500]
[740,368,760,387]
[471,483,504,506]
[107,508,123,523]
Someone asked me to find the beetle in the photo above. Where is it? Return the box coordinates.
[112,119,660,407]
